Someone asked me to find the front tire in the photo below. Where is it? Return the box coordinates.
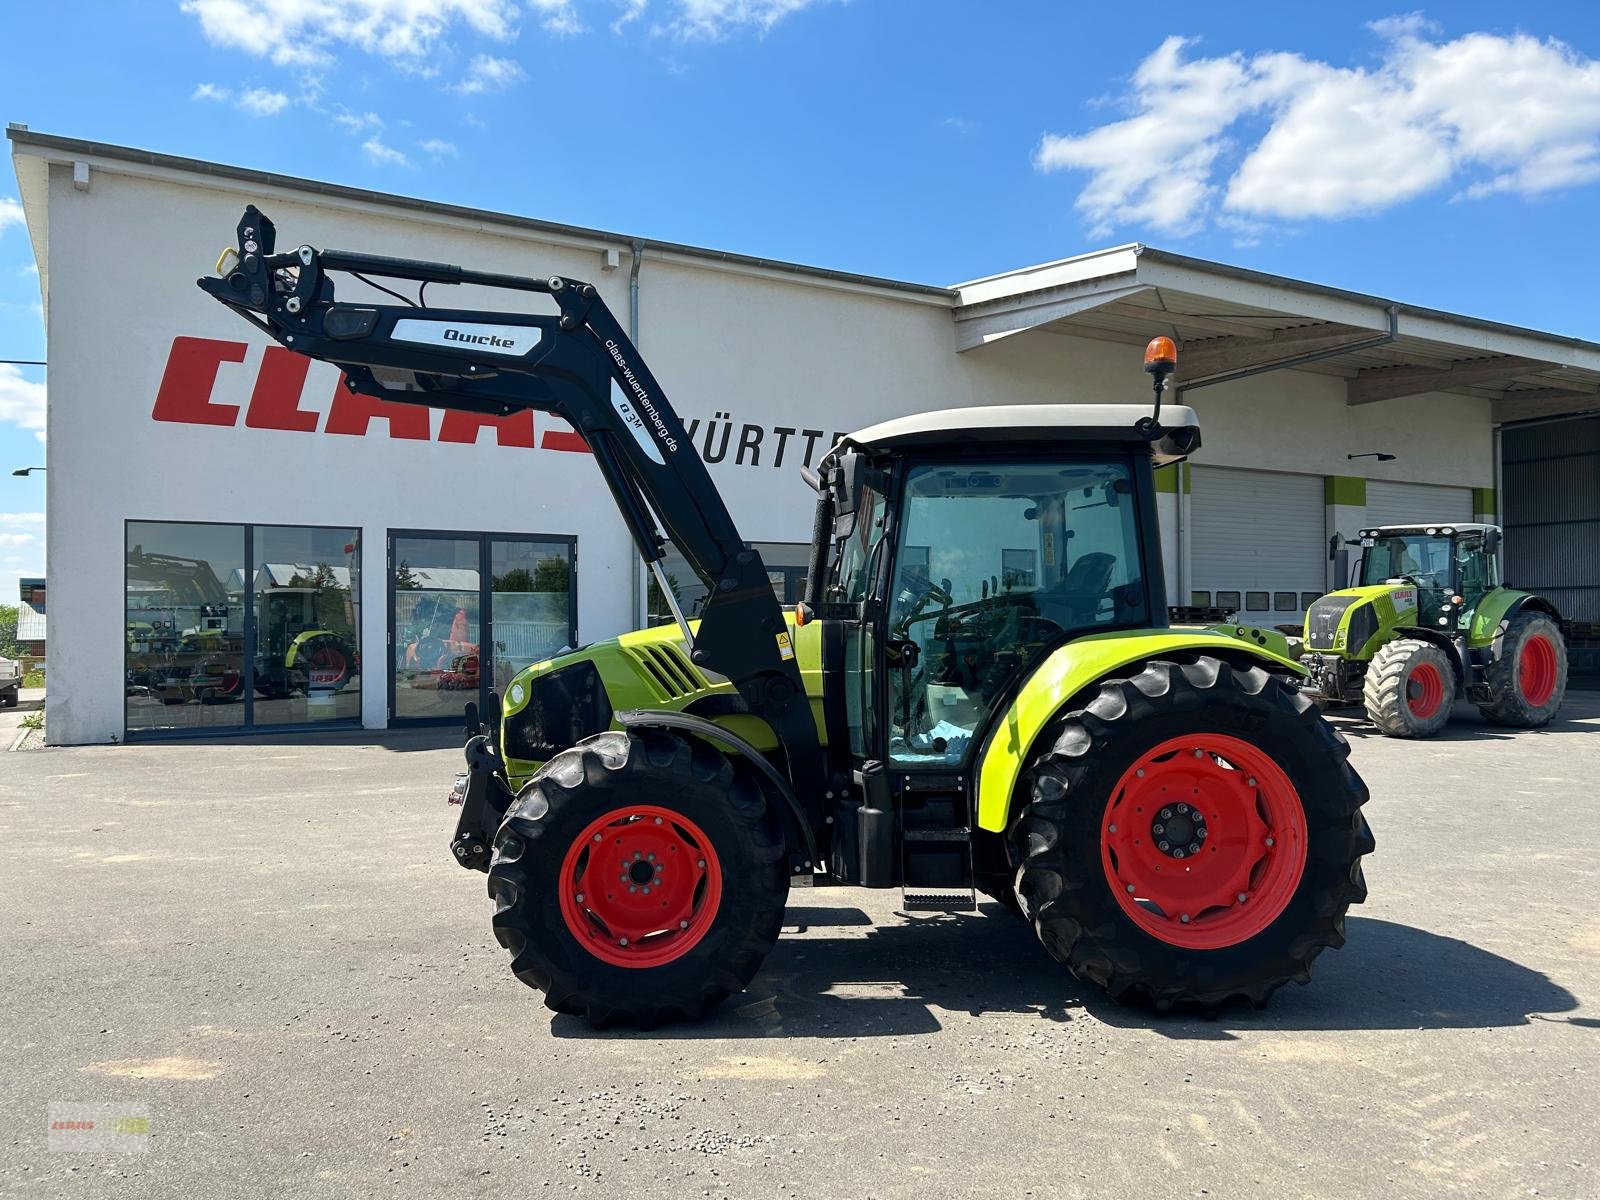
[1477,612,1567,727]
[1013,657,1373,1011]
[487,729,789,1027]
[1364,638,1454,737]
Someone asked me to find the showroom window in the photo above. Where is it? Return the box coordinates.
[126,521,361,737]
[646,541,810,627]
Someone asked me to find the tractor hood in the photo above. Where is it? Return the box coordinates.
[1303,584,1419,658]
[495,615,825,788]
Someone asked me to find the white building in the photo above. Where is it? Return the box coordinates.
[10,126,1600,744]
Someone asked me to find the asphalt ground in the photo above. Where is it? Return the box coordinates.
[2,693,1598,1198]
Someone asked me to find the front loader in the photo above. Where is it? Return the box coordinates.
[1302,524,1567,737]
[200,209,1373,1026]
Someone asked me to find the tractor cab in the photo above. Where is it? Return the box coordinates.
[1355,523,1501,629]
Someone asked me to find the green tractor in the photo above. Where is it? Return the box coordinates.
[201,211,1375,1027]
[1302,523,1567,737]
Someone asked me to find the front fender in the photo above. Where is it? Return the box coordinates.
[974,629,1302,834]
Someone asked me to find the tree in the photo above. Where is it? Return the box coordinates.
[531,558,570,595]
[0,603,18,656]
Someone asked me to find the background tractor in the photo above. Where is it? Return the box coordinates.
[1302,523,1567,737]
[202,208,1373,1028]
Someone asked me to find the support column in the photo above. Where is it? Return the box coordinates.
[1324,476,1367,593]
[1472,486,1497,525]
[1155,462,1191,606]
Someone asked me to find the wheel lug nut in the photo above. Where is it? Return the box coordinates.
[1237,892,1248,902]
[1161,808,1172,819]
[1108,824,1118,834]
[655,817,663,825]
[575,893,584,903]
[1158,841,1170,852]
[1173,849,1186,859]
[1179,914,1191,923]
[593,834,603,842]
[1125,884,1136,894]
[1176,803,1188,814]
[1153,823,1164,835]
[1247,777,1257,787]
[697,859,706,868]
[1188,843,1199,855]
[1135,768,1145,778]
[633,851,642,860]
[679,920,690,929]
[1265,836,1275,847]
[619,938,628,946]
[1192,749,1203,759]
[647,853,656,862]
[628,885,637,893]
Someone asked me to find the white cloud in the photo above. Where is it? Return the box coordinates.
[362,136,412,166]
[0,196,22,235]
[191,82,292,117]
[611,0,648,33]
[237,87,291,116]
[334,110,385,134]
[418,137,459,158]
[659,0,830,41]
[0,366,46,446]
[180,0,522,65]
[530,0,584,35]
[448,53,526,93]
[1036,24,1600,236]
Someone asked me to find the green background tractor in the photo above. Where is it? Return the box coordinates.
[1301,523,1567,737]
[204,214,1374,1029]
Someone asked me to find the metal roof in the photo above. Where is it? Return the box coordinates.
[953,245,1600,426]
[6,126,954,303]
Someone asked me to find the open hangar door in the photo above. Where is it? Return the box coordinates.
[1502,416,1600,674]
[1364,480,1474,528]
[1190,467,1327,626]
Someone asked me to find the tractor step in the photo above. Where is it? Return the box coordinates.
[900,889,977,912]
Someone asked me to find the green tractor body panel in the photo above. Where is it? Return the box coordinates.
[499,614,824,791]
[1467,587,1538,648]
[1202,622,1300,662]
[973,627,1303,834]
[1303,584,1421,662]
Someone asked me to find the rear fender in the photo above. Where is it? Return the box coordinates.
[974,629,1302,834]
[1469,588,1562,650]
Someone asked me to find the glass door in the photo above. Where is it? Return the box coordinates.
[488,538,576,693]
[390,532,577,725]
[391,535,482,723]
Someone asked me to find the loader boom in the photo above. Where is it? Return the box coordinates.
[198,205,825,816]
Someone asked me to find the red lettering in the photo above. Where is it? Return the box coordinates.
[540,423,590,454]
[437,408,536,448]
[324,378,432,440]
[244,348,318,432]
[151,337,246,426]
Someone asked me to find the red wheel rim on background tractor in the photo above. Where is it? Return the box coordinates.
[557,805,724,968]
[1518,634,1558,707]
[1406,661,1445,719]
[1100,734,1309,950]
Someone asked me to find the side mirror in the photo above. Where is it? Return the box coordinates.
[1486,529,1502,556]
[1328,533,1340,562]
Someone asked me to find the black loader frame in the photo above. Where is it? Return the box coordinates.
[198,207,824,868]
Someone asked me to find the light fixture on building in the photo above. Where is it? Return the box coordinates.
[1347,452,1396,462]
[11,466,45,477]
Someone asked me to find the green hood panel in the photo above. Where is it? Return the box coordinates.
[1303,584,1419,660]
[499,613,824,788]
[973,628,1303,834]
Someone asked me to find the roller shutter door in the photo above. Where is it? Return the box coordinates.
[1365,480,1473,528]
[1191,467,1327,622]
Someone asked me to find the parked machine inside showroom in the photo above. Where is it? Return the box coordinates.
[201,207,1374,1027]
[1301,524,1567,737]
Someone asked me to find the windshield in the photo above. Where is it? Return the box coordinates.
[1360,534,1455,590]
[885,459,1147,766]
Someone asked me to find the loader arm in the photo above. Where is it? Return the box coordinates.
[198,205,825,822]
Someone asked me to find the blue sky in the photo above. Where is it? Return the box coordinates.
[4,1,1600,604]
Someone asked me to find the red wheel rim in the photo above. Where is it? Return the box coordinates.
[1406,661,1445,719]
[557,805,723,968]
[1101,734,1309,951]
[1518,634,1558,707]
[308,646,347,687]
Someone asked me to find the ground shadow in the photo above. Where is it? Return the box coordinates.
[1324,701,1598,744]
[116,725,463,752]
[551,905,1578,1041]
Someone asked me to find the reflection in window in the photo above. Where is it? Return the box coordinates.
[886,460,1146,767]
[1246,592,1270,612]
[647,541,812,627]
[252,527,361,726]
[392,537,481,722]
[126,522,247,733]
[491,539,576,690]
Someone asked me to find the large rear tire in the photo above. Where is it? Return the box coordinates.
[1012,657,1372,1012]
[1477,612,1567,728]
[487,729,788,1027]
[1364,637,1455,738]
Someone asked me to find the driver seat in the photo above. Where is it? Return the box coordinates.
[1038,552,1117,627]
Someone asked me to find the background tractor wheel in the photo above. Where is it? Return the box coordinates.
[486,728,788,1028]
[1477,612,1567,728]
[1364,638,1455,738]
[1012,657,1373,1012]
[297,634,356,692]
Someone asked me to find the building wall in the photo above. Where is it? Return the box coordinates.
[32,156,1500,743]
